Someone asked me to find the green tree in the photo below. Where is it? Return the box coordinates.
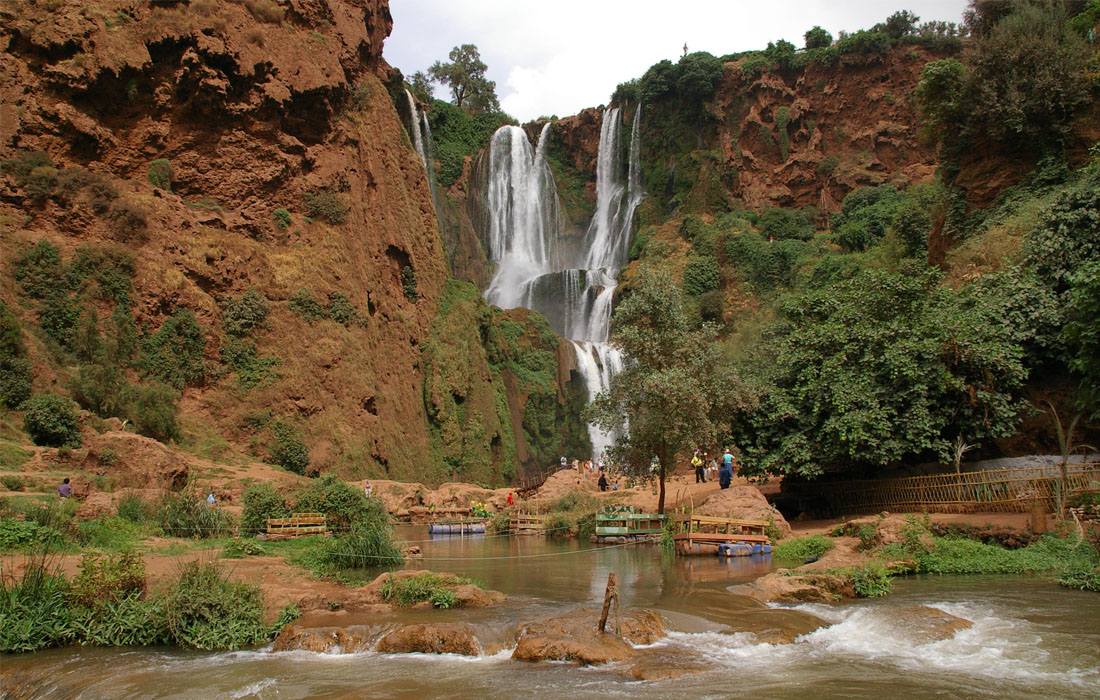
[408,70,434,103]
[1064,261,1100,416]
[804,26,833,49]
[588,267,754,513]
[429,44,500,112]
[735,265,1028,478]
[22,394,82,448]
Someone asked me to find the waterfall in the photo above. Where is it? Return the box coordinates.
[481,108,644,462]
[404,89,427,166]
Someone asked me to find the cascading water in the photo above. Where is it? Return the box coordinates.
[482,107,643,461]
[404,89,427,166]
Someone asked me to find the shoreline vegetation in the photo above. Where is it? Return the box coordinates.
[3,475,1098,654]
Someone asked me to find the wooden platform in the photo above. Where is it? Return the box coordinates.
[508,514,547,534]
[671,514,770,551]
[595,506,665,541]
[265,513,327,539]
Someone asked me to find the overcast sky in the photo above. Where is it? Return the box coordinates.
[384,0,971,122]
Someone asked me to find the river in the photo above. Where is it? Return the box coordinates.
[3,525,1098,699]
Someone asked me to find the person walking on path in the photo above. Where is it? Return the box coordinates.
[719,448,734,489]
[56,477,72,498]
[598,471,609,492]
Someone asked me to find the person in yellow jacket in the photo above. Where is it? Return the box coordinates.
[692,450,705,483]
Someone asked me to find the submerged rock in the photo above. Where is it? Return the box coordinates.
[888,605,973,642]
[272,625,376,654]
[512,608,666,665]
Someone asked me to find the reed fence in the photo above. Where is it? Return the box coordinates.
[790,463,1100,515]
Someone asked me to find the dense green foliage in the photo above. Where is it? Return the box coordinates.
[147,159,173,191]
[222,288,269,337]
[22,394,82,448]
[156,492,235,538]
[270,420,310,474]
[772,534,835,560]
[427,99,516,186]
[0,301,33,408]
[241,482,291,534]
[736,265,1028,477]
[141,309,207,389]
[0,558,284,653]
[379,573,476,608]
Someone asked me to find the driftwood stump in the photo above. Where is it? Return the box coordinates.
[598,572,620,635]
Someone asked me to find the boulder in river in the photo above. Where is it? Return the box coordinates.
[375,623,481,655]
[512,608,665,665]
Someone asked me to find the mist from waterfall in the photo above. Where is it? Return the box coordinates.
[482,107,643,461]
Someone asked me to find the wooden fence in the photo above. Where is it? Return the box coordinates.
[788,464,1100,515]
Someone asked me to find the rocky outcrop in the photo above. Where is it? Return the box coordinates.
[511,608,665,665]
[889,605,973,642]
[695,485,791,538]
[375,623,481,655]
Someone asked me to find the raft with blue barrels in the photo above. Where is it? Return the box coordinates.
[594,505,665,543]
[428,521,487,535]
[717,541,772,557]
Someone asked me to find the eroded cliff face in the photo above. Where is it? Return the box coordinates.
[0,0,479,481]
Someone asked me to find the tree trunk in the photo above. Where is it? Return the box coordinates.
[656,445,670,514]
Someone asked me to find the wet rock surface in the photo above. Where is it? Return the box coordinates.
[511,608,666,665]
[375,623,481,655]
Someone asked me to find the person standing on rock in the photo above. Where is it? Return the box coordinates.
[719,448,734,489]
[56,477,72,498]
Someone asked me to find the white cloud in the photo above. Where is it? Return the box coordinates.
[386,0,970,122]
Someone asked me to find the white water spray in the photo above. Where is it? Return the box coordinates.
[482,108,643,460]
[404,89,427,167]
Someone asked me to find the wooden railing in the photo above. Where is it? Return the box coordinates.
[788,464,1100,515]
[266,512,327,538]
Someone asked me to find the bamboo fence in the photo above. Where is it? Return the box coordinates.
[794,463,1100,515]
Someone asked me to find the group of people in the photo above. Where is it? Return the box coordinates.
[691,447,736,489]
[561,454,615,492]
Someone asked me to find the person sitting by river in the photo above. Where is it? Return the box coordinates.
[56,477,72,499]
[719,448,734,489]
[598,471,608,492]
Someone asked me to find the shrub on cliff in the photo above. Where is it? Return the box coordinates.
[147,159,173,192]
[141,309,206,389]
[222,288,269,337]
[128,382,181,443]
[302,188,348,225]
[270,421,309,475]
[106,196,149,243]
[288,289,327,322]
[0,302,32,408]
[682,255,720,296]
[22,394,82,448]
[804,25,833,49]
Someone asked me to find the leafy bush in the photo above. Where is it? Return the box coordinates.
[0,356,33,409]
[1025,172,1100,292]
[758,207,813,241]
[77,516,144,552]
[163,560,270,650]
[326,292,360,326]
[1,476,23,491]
[916,534,1098,575]
[302,188,348,225]
[270,421,309,474]
[147,159,173,191]
[698,290,724,323]
[70,552,145,607]
[12,240,64,300]
[292,474,372,528]
[682,255,720,296]
[1,150,54,186]
[1059,563,1100,592]
[128,382,181,443]
[804,25,833,49]
[116,494,150,522]
[22,394,82,448]
[379,573,473,607]
[772,534,835,560]
[221,538,267,558]
[313,518,404,570]
[141,309,206,389]
[0,519,65,551]
[24,166,58,204]
[851,564,892,597]
[836,30,891,55]
[272,208,292,230]
[219,337,279,390]
[831,185,909,252]
[289,289,327,322]
[401,265,419,301]
[157,492,234,538]
[241,482,289,534]
[222,288,269,337]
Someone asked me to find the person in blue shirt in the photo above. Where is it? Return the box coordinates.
[719,448,734,489]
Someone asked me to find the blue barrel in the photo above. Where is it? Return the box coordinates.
[761,543,772,554]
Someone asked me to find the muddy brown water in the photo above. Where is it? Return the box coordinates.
[3,525,1098,699]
